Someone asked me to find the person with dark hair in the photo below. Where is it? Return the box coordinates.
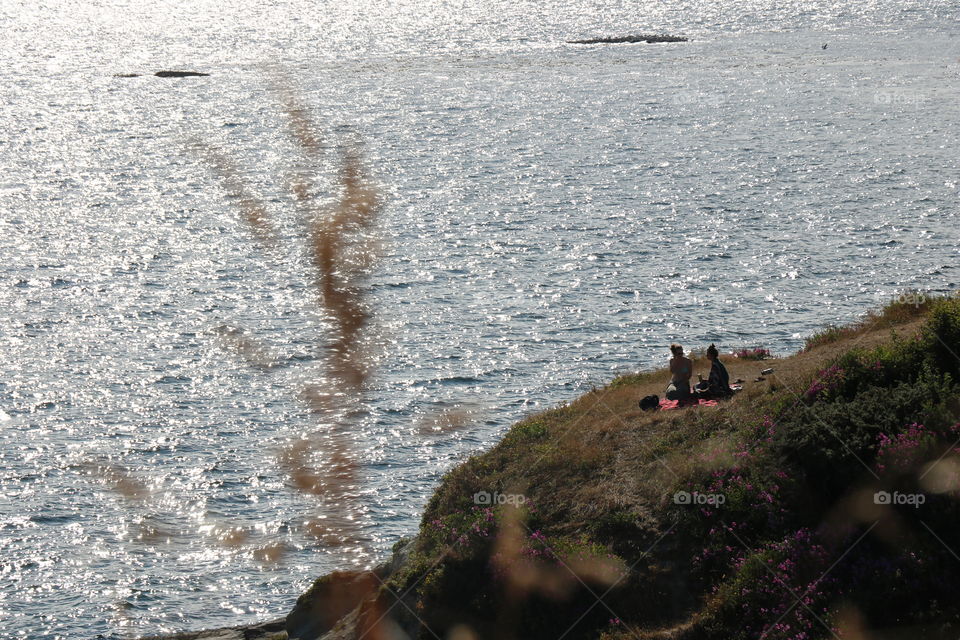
[665,343,693,401]
[695,343,732,399]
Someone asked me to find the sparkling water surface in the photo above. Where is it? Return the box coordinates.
[2,1,959,637]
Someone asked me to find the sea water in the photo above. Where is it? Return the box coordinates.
[1,0,958,637]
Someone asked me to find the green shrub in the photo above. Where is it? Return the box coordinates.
[502,420,548,445]
[924,296,960,379]
[774,373,958,500]
[405,294,960,640]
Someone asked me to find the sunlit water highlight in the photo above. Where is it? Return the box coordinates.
[1,1,959,637]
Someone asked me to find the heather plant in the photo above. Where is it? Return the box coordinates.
[771,301,960,502]
[704,523,960,640]
[733,347,772,360]
[804,363,848,402]
[422,504,511,556]
[874,422,943,475]
[679,299,960,638]
[775,374,957,499]
[802,348,894,403]
[682,417,802,580]
[704,528,838,640]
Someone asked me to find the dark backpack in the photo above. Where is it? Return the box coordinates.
[639,394,660,411]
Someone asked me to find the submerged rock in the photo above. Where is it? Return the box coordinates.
[114,71,210,78]
[567,34,688,44]
[154,70,210,78]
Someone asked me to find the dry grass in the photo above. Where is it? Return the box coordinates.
[95,73,498,640]
[304,146,380,396]
[803,292,938,351]
[422,309,932,557]
[219,79,381,556]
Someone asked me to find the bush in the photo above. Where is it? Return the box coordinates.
[925,297,960,379]
[406,294,960,640]
[733,347,773,360]
[703,528,838,640]
[703,524,960,640]
[688,298,960,638]
[774,373,959,500]
[502,420,548,445]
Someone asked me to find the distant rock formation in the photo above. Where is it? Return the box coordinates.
[113,71,210,78]
[567,34,688,45]
[154,70,210,78]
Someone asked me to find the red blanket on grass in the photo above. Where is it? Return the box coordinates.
[658,398,718,410]
[658,385,743,411]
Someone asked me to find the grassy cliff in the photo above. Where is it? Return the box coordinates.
[333,294,960,640]
[173,294,960,640]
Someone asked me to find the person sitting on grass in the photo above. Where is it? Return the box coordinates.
[665,343,693,401]
[695,343,732,399]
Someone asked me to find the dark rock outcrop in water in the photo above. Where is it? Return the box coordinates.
[154,70,210,78]
[285,571,383,640]
[567,33,688,44]
[285,538,418,640]
[156,538,420,640]
[114,71,210,78]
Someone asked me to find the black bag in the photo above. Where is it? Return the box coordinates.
[639,394,660,411]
